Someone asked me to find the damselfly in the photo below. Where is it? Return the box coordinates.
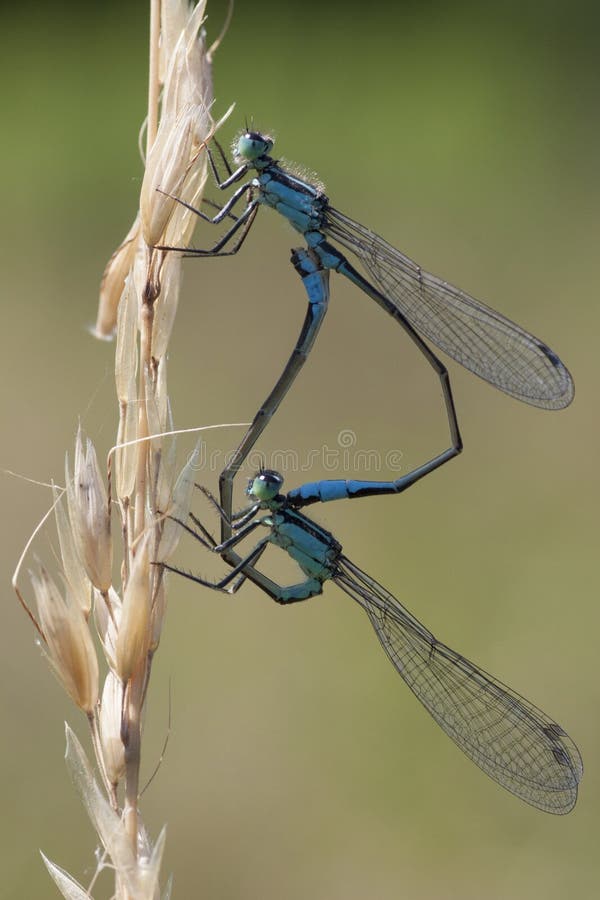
[158,130,573,537]
[162,468,582,814]
[159,130,574,408]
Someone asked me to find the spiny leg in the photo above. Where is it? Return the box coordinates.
[155,189,241,225]
[207,139,234,182]
[202,197,238,222]
[161,536,270,592]
[176,501,264,556]
[197,484,259,532]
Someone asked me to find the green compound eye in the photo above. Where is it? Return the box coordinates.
[236,131,273,161]
[246,470,283,501]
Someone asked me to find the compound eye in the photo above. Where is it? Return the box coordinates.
[248,470,283,501]
[236,131,273,161]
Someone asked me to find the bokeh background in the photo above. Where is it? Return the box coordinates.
[1,1,598,897]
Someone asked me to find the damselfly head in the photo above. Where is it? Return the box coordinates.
[246,469,283,503]
[234,130,274,165]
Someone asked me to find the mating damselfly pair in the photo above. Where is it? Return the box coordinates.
[157,128,582,813]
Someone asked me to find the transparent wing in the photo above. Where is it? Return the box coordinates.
[325,207,573,409]
[335,556,582,813]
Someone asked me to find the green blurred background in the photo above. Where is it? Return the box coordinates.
[2,0,599,897]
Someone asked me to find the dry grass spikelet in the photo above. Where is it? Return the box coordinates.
[32,565,99,715]
[14,1,225,896]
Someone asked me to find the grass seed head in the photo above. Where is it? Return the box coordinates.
[99,671,126,784]
[32,566,99,714]
[66,428,113,593]
[116,534,152,683]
